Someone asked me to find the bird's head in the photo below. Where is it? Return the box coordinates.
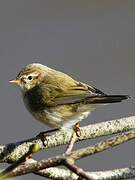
[9,63,50,92]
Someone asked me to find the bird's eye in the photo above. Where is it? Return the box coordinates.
[28,75,33,81]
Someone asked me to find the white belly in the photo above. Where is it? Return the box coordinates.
[61,111,91,129]
[30,108,91,129]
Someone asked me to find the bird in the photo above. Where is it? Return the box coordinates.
[9,63,130,131]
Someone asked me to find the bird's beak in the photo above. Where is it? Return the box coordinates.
[9,79,20,85]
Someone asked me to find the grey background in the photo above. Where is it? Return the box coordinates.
[0,0,135,179]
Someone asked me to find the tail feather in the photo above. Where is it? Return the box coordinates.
[86,95,130,104]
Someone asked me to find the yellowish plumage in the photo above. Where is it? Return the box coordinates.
[10,63,130,129]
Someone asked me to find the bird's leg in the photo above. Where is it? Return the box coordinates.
[73,122,81,137]
[36,128,59,146]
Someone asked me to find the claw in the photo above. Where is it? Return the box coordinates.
[36,132,48,146]
[73,122,81,137]
[36,128,59,147]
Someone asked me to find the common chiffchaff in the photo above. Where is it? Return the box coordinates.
[9,63,130,129]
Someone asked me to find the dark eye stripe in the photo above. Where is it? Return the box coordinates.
[20,78,26,84]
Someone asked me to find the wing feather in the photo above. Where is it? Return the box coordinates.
[40,81,105,106]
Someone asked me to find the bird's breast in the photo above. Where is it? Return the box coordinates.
[23,88,98,128]
[23,86,46,112]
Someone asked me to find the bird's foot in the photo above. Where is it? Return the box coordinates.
[36,128,59,147]
[73,122,81,137]
[36,132,48,147]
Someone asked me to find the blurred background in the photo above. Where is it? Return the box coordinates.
[0,0,135,179]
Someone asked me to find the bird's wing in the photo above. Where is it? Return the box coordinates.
[40,82,105,106]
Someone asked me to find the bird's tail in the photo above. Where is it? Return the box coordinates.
[86,95,130,104]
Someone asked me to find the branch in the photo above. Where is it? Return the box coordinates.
[0,166,135,180]
[34,166,135,180]
[0,144,40,179]
[89,166,135,180]
[1,129,135,179]
[64,160,94,180]
[69,129,135,161]
[65,130,77,155]
[0,115,134,163]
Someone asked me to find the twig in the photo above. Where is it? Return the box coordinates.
[1,129,135,179]
[0,115,134,163]
[65,131,77,155]
[70,129,135,161]
[64,159,94,180]
[88,166,135,180]
[0,144,39,179]
[0,166,135,180]
[34,166,135,180]
[65,125,92,179]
